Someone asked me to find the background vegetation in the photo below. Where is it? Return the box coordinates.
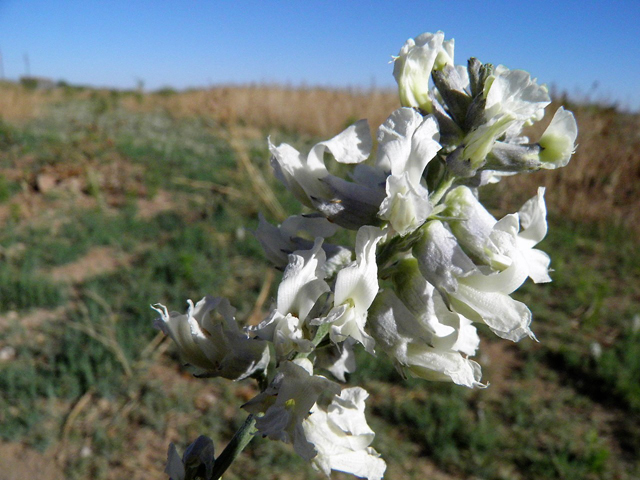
[0,80,638,480]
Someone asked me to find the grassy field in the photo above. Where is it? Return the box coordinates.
[0,81,639,480]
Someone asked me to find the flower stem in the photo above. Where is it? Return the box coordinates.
[210,414,257,480]
[429,171,455,206]
[294,322,331,360]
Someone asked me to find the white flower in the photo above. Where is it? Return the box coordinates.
[152,296,269,380]
[444,185,552,284]
[303,387,386,480]
[413,220,534,342]
[379,173,431,236]
[537,107,578,169]
[251,239,330,360]
[314,339,357,382]
[461,114,515,169]
[254,213,352,275]
[390,257,480,356]
[393,31,454,112]
[270,120,385,229]
[369,289,483,388]
[242,359,340,460]
[315,226,386,352]
[376,109,441,236]
[460,66,551,169]
[484,65,550,128]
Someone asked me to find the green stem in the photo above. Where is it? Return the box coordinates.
[429,171,455,206]
[209,323,330,479]
[210,414,257,480]
[294,322,330,360]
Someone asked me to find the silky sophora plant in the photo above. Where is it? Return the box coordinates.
[152,30,578,479]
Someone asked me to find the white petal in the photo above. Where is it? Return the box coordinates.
[393,32,445,111]
[405,342,484,388]
[303,387,386,480]
[462,252,528,295]
[334,226,385,309]
[376,108,423,174]
[413,220,477,296]
[444,185,498,261]
[522,248,552,283]
[539,107,578,169]
[152,299,213,370]
[406,114,441,185]
[277,238,329,320]
[310,119,372,166]
[379,172,431,236]
[484,66,550,123]
[517,187,548,246]
[452,284,534,341]
[269,139,319,207]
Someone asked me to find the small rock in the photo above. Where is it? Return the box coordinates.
[80,445,92,458]
[0,346,16,361]
[36,173,57,193]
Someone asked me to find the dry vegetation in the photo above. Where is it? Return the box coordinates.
[0,81,65,122]
[125,86,640,234]
[3,81,639,235]
[124,85,400,138]
[494,101,640,232]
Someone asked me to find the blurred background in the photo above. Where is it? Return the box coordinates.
[0,1,639,479]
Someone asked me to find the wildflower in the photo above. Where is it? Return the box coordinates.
[254,213,351,275]
[242,359,340,460]
[303,387,386,479]
[315,226,386,353]
[369,289,483,387]
[251,239,330,360]
[153,296,269,380]
[269,120,385,229]
[413,220,534,342]
[537,107,578,168]
[444,185,552,284]
[377,108,441,235]
[393,31,454,112]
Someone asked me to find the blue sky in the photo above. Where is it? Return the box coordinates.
[1,0,639,110]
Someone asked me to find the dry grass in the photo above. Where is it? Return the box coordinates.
[124,87,640,233]
[493,102,640,232]
[0,81,64,122]
[123,85,400,137]
[2,81,639,233]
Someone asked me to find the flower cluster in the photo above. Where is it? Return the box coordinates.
[154,31,577,480]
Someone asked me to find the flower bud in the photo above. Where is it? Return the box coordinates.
[393,31,453,112]
[537,107,578,168]
[442,185,500,264]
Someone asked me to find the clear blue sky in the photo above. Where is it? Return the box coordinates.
[1,0,639,110]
